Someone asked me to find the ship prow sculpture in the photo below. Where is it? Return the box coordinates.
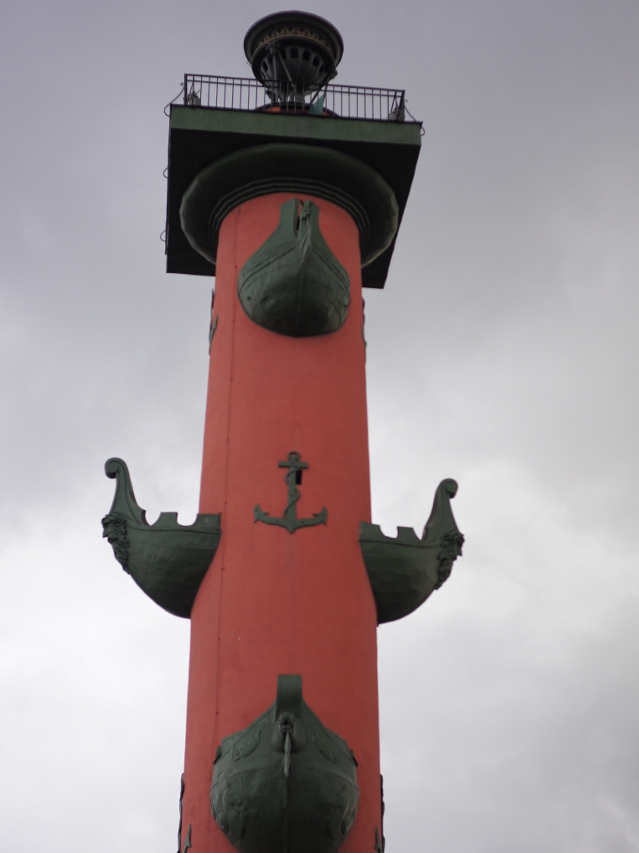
[101,458,221,618]
[361,478,464,624]
[102,11,464,853]
[210,674,359,853]
[237,197,351,337]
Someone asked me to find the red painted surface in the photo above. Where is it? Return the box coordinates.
[181,193,380,852]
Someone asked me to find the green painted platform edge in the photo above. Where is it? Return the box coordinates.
[237,198,350,336]
[170,106,422,147]
[165,105,422,288]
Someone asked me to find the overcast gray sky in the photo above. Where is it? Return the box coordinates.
[1,1,638,851]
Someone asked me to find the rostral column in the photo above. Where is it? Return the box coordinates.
[101,11,464,853]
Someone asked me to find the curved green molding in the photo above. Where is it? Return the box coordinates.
[360,479,464,624]
[210,674,359,853]
[179,143,398,271]
[101,458,221,618]
[238,198,350,337]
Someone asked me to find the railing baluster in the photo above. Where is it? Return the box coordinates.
[175,76,417,123]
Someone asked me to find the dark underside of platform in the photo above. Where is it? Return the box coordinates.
[165,106,422,289]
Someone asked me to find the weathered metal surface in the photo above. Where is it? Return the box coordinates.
[238,198,350,337]
[101,458,221,618]
[360,479,464,624]
[210,675,359,853]
[166,108,419,287]
[179,143,398,277]
[255,451,327,533]
[244,12,343,97]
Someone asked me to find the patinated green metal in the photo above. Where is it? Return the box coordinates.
[238,198,350,337]
[178,143,398,278]
[210,674,359,853]
[379,775,386,852]
[374,826,384,852]
[182,825,192,853]
[208,287,218,351]
[255,451,327,533]
[170,101,421,145]
[166,106,420,288]
[359,479,464,624]
[209,314,218,348]
[101,458,221,618]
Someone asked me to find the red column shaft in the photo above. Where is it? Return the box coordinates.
[181,193,380,853]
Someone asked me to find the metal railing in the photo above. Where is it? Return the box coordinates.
[177,74,414,123]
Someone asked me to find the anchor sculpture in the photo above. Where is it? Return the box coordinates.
[254,451,327,533]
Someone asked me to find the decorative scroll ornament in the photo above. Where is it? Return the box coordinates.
[244,11,344,96]
[254,26,333,58]
[237,198,350,337]
[359,479,464,624]
[101,458,221,618]
[210,675,359,853]
[255,451,327,533]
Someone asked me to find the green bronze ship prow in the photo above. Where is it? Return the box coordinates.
[360,479,464,624]
[238,197,350,337]
[210,675,359,853]
[101,457,221,618]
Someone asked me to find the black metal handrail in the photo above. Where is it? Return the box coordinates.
[178,74,414,123]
